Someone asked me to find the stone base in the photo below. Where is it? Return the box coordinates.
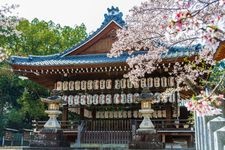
[137,128,156,134]
[129,132,164,149]
[30,128,69,147]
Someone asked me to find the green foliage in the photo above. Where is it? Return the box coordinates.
[3,18,87,56]
[0,18,87,135]
[0,63,49,133]
[208,63,225,93]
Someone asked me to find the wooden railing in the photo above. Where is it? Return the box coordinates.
[32,120,79,132]
[33,119,193,132]
[81,131,132,144]
[133,119,194,130]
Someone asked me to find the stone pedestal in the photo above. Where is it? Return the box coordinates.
[30,128,69,147]
[129,132,164,149]
[30,92,69,148]
[44,110,61,128]
[129,108,163,149]
[137,109,156,134]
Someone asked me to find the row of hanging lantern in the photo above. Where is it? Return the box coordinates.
[67,109,168,119]
[62,92,176,106]
[68,108,179,119]
[55,77,176,91]
[96,110,168,119]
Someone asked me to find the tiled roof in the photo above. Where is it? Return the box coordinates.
[10,45,201,66]
[60,6,125,57]
[9,6,202,67]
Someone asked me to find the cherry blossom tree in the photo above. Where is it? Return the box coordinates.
[109,0,225,116]
[0,4,19,61]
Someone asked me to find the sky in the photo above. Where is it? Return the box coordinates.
[1,0,145,33]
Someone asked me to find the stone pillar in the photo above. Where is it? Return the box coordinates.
[214,126,225,150]
[207,116,225,150]
[195,115,216,150]
[202,116,215,150]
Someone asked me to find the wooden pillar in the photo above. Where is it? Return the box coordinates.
[165,103,172,128]
[80,107,84,120]
[61,104,68,128]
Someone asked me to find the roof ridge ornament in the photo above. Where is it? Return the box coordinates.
[102,6,125,27]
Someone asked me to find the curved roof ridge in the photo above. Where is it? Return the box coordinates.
[60,6,125,57]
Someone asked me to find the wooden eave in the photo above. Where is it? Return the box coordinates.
[66,21,121,56]
[214,41,225,61]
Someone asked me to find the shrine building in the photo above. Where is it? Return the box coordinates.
[9,6,225,148]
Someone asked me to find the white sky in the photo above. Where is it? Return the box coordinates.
[1,0,145,33]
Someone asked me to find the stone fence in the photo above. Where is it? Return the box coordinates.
[195,114,225,150]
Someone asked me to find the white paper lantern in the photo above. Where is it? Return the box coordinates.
[87,94,93,105]
[158,110,162,118]
[127,79,133,88]
[69,81,75,91]
[93,80,99,90]
[99,94,105,105]
[106,94,112,104]
[147,78,153,88]
[96,111,100,118]
[104,111,109,118]
[121,93,126,104]
[75,81,81,91]
[84,109,88,117]
[68,95,74,106]
[109,111,113,118]
[100,111,105,118]
[122,111,127,118]
[140,78,147,88]
[154,93,161,103]
[168,77,175,87]
[162,110,166,118]
[127,93,133,103]
[93,94,99,105]
[118,111,123,118]
[133,111,138,118]
[133,93,140,103]
[161,77,167,87]
[128,111,132,118]
[113,111,118,118]
[87,80,93,90]
[62,95,68,103]
[154,77,160,87]
[62,81,69,91]
[80,95,86,105]
[133,81,139,89]
[74,95,80,105]
[113,94,120,104]
[81,80,87,90]
[114,79,120,89]
[106,79,112,89]
[100,80,106,89]
[120,79,126,89]
[56,81,63,91]
[138,111,142,118]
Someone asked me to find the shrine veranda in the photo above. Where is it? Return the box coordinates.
[9,7,225,146]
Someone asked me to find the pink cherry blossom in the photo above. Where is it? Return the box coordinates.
[109,0,225,116]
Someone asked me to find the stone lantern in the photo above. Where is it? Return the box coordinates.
[41,97,62,129]
[136,88,156,133]
[30,90,69,147]
[129,87,164,149]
